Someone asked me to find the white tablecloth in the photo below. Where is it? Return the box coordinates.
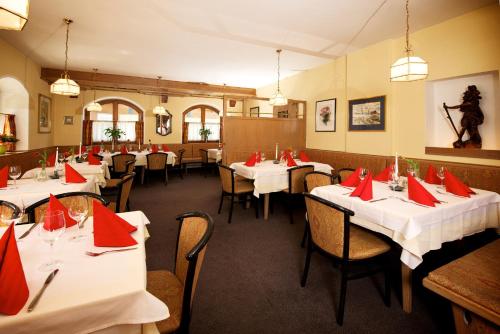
[311,181,500,269]
[99,151,176,167]
[22,162,111,187]
[207,149,222,162]
[230,160,333,197]
[0,211,168,334]
[0,176,100,208]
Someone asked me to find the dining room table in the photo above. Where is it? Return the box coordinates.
[230,159,333,220]
[207,148,222,163]
[310,178,500,313]
[0,210,168,334]
[99,150,176,167]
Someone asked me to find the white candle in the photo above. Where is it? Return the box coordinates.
[79,142,82,158]
[55,147,59,167]
[138,139,141,151]
[395,152,399,175]
[275,143,278,160]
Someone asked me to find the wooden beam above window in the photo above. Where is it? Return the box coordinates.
[40,68,256,97]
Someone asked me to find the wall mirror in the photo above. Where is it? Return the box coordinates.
[156,111,172,136]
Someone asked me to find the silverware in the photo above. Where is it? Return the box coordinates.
[342,192,352,196]
[18,223,38,240]
[335,184,354,190]
[369,198,388,203]
[391,196,430,208]
[27,269,59,312]
[85,247,138,257]
[436,189,468,198]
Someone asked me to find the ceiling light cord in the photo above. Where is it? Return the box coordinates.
[276,49,281,92]
[405,0,411,54]
[63,18,72,77]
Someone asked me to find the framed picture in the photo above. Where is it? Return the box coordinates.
[63,116,74,125]
[277,110,288,119]
[315,98,336,132]
[38,94,52,133]
[348,95,385,131]
[249,106,259,117]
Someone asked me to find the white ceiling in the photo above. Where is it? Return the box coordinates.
[0,0,495,88]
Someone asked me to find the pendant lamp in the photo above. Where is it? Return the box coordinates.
[0,0,29,30]
[86,68,102,112]
[153,76,167,115]
[269,49,288,106]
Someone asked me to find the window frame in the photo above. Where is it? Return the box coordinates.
[182,104,222,143]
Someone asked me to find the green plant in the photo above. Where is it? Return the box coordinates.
[199,128,212,141]
[38,150,48,167]
[104,128,125,141]
[404,157,419,174]
[0,135,18,142]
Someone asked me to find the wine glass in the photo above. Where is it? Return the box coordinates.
[407,166,416,178]
[261,152,266,162]
[38,210,65,271]
[437,167,445,189]
[68,197,88,241]
[8,165,21,189]
[359,168,368,181]
[292,150,297,159]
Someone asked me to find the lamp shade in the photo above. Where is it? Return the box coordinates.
[0,0,29,30]
[50,76,80,96]
[269,91,288,106]
[390,55,428,82]
[153,105,167,115]
[86,101,102,112]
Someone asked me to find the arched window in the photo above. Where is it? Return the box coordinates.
[182,105,221,143]
[83,99,144,145]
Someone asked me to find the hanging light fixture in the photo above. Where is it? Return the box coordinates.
[50,18,80,96]
[86,68,102,112]
[152,76,167,115]
[390,0,428,82]
[269,49,288,106]
[0,0,29,31]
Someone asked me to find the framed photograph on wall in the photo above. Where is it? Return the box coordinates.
[63,116,74,125]
[315,98,336,132]
[348,95,385,131]
[38,94,52,133]
[249,106,259,117]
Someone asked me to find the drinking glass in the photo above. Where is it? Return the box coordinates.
[292,150,297,159]
[38,210,65,271]
[359,168,368,181]
[407,167,416,178]
[8,165,21,189]
[261,152,266,162]
[68,196,88,241]
[437,167,445,189]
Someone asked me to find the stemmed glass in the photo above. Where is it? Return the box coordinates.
[261,152,266,162]
[8,165,21,189]
[359,168,368,181]
[38,210,65,271]
[292,150,298,159]
[68,196,89,241]
[437,167,446,189]
[407,167,416,178]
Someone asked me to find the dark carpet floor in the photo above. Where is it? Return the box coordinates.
[128,171,495,334]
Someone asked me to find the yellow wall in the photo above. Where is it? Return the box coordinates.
[0,37,52,149]
[257,5,500,166]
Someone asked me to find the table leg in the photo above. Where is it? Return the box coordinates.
[263,193,269,220]
[245,195,251,209]
[402,264,413,313]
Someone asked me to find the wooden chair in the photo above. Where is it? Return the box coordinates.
[111,153,135,177]
[0,200,21,222]
[108,173,135,213]
[301,193,391,325]
[168,148,185,179]
[143,153,168,185]
[199,149,217,177]
[103,160,135,191]
[282,165,314,224]
[25,192,108,224]
[300,171,335,247]
[218,165,258,224]
[147,211,215,334]
[337,168,355,184]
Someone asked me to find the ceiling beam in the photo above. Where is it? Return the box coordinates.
[40,68,256,97]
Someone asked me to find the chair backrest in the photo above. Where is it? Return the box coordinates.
[338,168,355,184]
[288,165,314,194]
[0,200,21,221]
[218,165,234,194]
[146,153,167,170]
[173,211,215,333]
[176,149,186,166]
[25,192,108,224]
[304,193,354,260]
[304,171,334,192]
[115,173,135,213]
[112,154,135,173]
[199,149,208,163]
[125,159,135,174]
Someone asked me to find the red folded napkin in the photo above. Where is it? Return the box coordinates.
[340,167,361,187]
[0,224,29,315]
[299,151,311,162]
[0,166,8,188]
[162,144,170,152]
[81,146,87,154]
[151,144,159,153]
[286,154,297,167]
[424,165,441,185]
[408,174,440,207]
[65,164,87,183]
[47,153,56,167]
[44,194,78,228]
[444,170,475,197]
[93,201,138,247]
[350,173,373,201]
[244,153,257,167]
[92,146,101,154]
[374,164,393,182]
[87,154,101,165]
[120,145,128,154]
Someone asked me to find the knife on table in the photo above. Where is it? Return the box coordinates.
[19,222,38,240]
[27,269,59,312]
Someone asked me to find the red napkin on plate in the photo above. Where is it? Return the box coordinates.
[92,146,101,154]
[299,151,311,162]
[340,167,361,187]
[162,144,170,152]
[0,224,29,315]
[444,170,475,197]
[80,146,87,154]
[244,153,257,167]
[0,166,8,188]
[93,200,138,247]
[374,164,393,182]
[47,153,56,167]
[65,164,86,183]
[151,144,159,153]
[350,173,373,201]
[87,154,101,165]
[424,165,441,185]
[286,154,297,167]
[44,194,78,228]
[120,145,128,154]
[408,174,440,207]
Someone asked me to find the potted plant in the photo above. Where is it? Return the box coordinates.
[104,128,125,152]
[199,128,212,142]
[36,150,49,181]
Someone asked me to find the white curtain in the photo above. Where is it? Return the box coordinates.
[205,123,220,141]
[117,122,136,141]
[187,122,202,141]
[92,121,112,142]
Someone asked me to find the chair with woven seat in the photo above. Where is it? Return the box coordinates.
[107,173,135,213]
[143,153,168,185]
[282,165,314,224]
[337,168,355,184]
[218,165,258,224]
[103,160,135,191]
[111,153,135,178]
[168,148,185,179]
[199,149,217,177]
[25,192,108,224]
[301,193,391,325]
[0,200,21,222]
[147,211,215,334]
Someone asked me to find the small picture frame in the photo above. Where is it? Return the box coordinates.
[348,96,385,131]
[38,94,52,133]
[249,106,259,117]
[63,116,74,125]
[315,98,336,132]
